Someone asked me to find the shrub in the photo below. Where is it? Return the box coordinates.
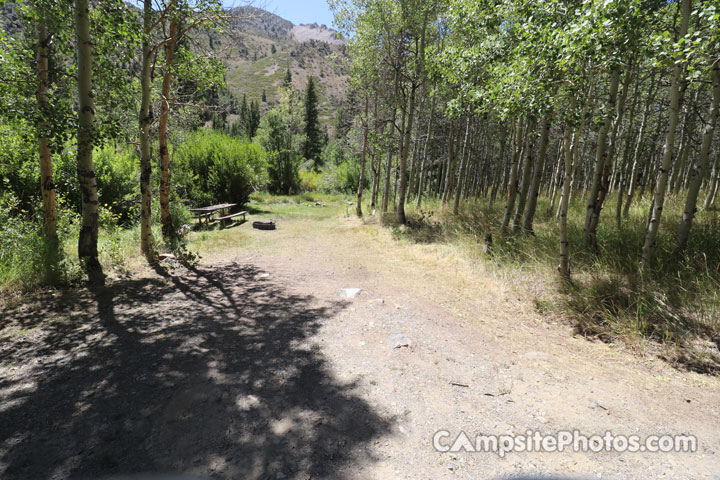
[255,108,301,194]
[299,168,321,191]
[0,192,78,290]
[94,144,138,225]
[0,122,40,214]
[318,160,365,194]
[175,130,268,207]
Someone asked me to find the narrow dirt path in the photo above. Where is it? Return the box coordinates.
[1,205,718,479]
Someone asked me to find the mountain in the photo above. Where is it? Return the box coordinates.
[209,6,349,127]
[0,4,350,129]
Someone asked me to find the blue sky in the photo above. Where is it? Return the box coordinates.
[227,0,335,28]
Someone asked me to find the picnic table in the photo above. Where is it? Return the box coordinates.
[189,203,247,227]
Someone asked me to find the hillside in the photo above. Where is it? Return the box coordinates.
[210,6,349,126]
[0,4,348,128]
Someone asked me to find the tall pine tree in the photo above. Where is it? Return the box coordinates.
[248,100,260,137]
[284,67,292,87]
[303,76,322,168]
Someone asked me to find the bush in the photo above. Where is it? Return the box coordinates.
[0,122,41,214]
[175,130,268,207]
[0,192,78,290]
[95,144,138,226]
[318,160,365,194]
[0,121,138,223]
[255,108,302,194]
[299,168,321,191]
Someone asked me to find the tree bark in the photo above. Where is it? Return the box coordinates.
[159,13,178,238]
[490,124,508,206]
[703,154,720,210]
[442,124,457,204]
[642,0,690,263]
[501,117,522,233]
[669,91,697,194]
[36,15,57,244]
[397,13,427,225]
[512,117,536,231]
[416,95,435,208]
[75,0,100,272]
[675,61,719,253]
[139,0,154,258]
[614,72,642,227]
[559,104,576,279]
[453,116,471,214]
[370,148,380,209]
[356,96,369,216]
[623,73,657,217]
[522,111,552,232]
[583,68,621,247]
[549,142,564,216]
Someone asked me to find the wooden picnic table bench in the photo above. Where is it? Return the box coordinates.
[189,203,238,226]
[216,210,247,225]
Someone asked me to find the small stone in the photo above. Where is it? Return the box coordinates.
[388,333,414,349]
[338,288,363,299]
[447,460,458,472]
[369,298,384,305]
[259,273,270,279]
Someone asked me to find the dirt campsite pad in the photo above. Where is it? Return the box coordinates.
[1,200,719,479]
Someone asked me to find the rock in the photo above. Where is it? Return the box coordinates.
[259,273,270,279]
[337,288,363,299]
[388,333,414,349]
[177,224,192,236]
[524,351,550,361]
[447,460,458,472]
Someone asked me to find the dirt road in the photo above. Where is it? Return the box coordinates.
[1,202,718,479]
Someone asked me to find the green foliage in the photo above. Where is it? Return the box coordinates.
[299,168,321,191]
[284,67,292,86]
[0,121,37,213]
[94,144,138,225]
[318,160,365,194]
[0,190,82,291]
[0,121,139,221]
[303,76,323,168]
[230,94,261,138]
[255,88,305,194]
[175,129,268,206]
[0,192,49,289]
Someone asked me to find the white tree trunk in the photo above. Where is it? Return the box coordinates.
[641,0,691,263]
[75,0,100,272]
[675,61,719,253]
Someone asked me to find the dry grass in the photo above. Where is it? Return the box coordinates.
[366,192,720,374]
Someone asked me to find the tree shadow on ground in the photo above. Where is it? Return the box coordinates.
[0,262,390,479]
